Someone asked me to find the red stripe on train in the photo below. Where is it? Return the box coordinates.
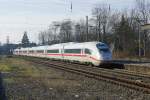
[46,53,99,61]
[17,53,100,61]
[47,53,85,57]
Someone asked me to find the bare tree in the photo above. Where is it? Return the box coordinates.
[74,19,87,42]
[59,20,73,43]
[38,31,46,45]
[47,22,60,44]
[92,3,111,42]
[135,0,150,56]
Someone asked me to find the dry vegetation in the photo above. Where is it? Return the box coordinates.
[0,57,150,100]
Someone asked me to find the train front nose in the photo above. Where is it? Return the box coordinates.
[101,53,112,61]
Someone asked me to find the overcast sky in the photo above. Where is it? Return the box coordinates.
[0,0,135,44]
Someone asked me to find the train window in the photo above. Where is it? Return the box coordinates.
[64,49,81,54]
[37,50,44,53]
[96,43,108,48]
[99,48,110,53]
[96,43,110,53]
[29,50,34,53]
[23,51,27,53]
[47,49,59,53]
[85,49,91,55]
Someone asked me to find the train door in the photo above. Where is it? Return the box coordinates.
[62,45,65,60]
[84,48,92,63]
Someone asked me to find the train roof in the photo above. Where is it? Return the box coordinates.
[15,41,106,50]
[63,41,102,49]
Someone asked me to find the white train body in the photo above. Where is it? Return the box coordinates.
[13,42,112,66]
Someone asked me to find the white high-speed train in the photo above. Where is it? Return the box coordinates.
[13,42,112,66]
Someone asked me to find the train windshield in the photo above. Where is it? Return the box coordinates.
[99,48,110,53]
[96,43,110,53]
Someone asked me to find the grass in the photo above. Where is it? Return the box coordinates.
[0,57,83,100]
[0,56,150,100]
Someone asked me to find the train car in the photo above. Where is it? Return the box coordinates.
[31,46,46,58]
[14,49,19,55]
[46,43,63,60]
[62,42,112,66]
[13,41,112,66]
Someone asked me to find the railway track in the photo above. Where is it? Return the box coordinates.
[37,58,150,83]
[20,56,150,94]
